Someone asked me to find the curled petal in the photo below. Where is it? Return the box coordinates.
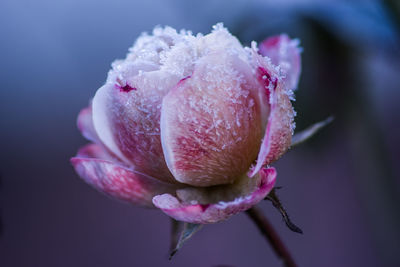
[160,52,263,187]
[71,144,179,207]
[77,104,99,143]
[92,67,181,183]
[153,167,276,224]
[259,34,302,91]
[249,52,295,177]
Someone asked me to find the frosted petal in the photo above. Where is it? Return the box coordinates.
[71,144,179,207]
[160,52,263,187]
[92,67,181,183]
[153,167,276,224]
[259,34,301,92]
[249,51,295,177]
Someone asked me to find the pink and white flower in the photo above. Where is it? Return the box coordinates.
[71,24,301,224]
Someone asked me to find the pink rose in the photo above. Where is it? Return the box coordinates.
[71,24,301,224]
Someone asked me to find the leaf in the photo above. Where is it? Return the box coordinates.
[291,116,334,147]
[265,188,303,234]
[169,220,203,260]
[169,219,183,254]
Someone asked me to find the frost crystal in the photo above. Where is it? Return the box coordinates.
[106,23,258,89]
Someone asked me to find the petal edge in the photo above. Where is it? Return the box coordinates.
[153,167,276,223]
[259,34,302,91]
[71,153,178,207]
[77,104,99,143]
[249,52,295,177]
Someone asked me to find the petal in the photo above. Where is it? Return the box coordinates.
[92,66,181,183]
[76,143,119,162]
[259,34,301,91]
[249,51,295,177]
[77,104,99,143]
[71,144,179,207]
[153,167,276,224]
[160,52,264,187]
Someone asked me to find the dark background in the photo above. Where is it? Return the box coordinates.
[1,0,399,266]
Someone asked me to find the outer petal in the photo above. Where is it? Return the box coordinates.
[71,144,179,207]
[160,52,264,187]
[77,104,99,143]
[76,143,119,162]
[249,51,295,177]
[259,34,301,91]
[153,167,276,224]
[92,66,181,183]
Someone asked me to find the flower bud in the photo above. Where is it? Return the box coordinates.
[71,24,301,223]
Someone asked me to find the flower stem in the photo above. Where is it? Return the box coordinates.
[246,206,298,267]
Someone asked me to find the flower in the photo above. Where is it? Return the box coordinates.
[71,24,301,224]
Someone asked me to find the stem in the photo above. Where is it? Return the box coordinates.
[246,206,298,267]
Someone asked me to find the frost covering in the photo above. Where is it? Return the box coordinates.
[71,24,301,223]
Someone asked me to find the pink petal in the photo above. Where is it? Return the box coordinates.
[92,67,181,183]
[153,167,276,224]
[249,52,295,177]
[77,104,99,143]
[160,52,264,187]
[71,144,179,207]
[259,34,301,91]
[76,143,119,162]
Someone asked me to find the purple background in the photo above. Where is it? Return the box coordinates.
[1,0,400,266]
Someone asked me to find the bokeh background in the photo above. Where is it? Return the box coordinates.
[1,0,399,266]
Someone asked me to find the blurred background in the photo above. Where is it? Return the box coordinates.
[1,0,399,266]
